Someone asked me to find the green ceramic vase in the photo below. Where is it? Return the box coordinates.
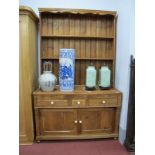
[85,66,96,90]
[99,65,111,89]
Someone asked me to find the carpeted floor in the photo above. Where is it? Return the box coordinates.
[19,139,131,155]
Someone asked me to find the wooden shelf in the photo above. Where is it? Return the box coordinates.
[33,85,119,95]
[41,57,114,60]
[41,35,114,39]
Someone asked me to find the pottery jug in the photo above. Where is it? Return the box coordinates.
[39,61,57,91]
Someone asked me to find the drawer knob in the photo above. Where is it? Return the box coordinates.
[77,101,80,105]
[102,100,106,104]
[79,120,82,124]
[51,101,54,105]
[74,120,78,124]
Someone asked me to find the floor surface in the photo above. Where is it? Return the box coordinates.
[19,139,131,155]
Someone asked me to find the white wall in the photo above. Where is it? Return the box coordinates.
[115,0,135,143]
[19,0,135,144]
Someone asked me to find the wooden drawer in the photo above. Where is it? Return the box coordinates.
[72,99,86,107]
[36,95,65,100]
[35,99,69,107]
[88,97,118,107]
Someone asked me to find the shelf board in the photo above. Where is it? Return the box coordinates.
[41,35,114,39]
[41,57,114,60]
[33,85,120,95]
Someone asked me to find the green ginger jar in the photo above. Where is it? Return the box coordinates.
[99,65,111,90]
[85,65,96,90]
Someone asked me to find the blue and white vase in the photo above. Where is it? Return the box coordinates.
[59,49,75,91]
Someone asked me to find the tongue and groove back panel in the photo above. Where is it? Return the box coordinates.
[39,8,116,87]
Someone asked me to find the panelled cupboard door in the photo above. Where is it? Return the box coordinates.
[78,108,115,135]
[38,109,77,136]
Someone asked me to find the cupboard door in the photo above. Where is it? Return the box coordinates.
[38,109,77,136]
[78,108,115,134]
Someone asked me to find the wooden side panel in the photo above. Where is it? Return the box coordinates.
[19,11,38,145]
[19,16,27,140]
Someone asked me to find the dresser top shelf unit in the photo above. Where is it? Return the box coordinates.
[39,8,117,88]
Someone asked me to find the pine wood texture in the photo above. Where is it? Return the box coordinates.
[33,8,121,141]
[19,6,38,145]
[39,8,116,87]
[34,86,121,140]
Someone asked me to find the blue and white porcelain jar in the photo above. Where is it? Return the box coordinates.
[59,49,75,91]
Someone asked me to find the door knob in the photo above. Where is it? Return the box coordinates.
[74,120,78,124]
[102,100,106,104]
[77,101,80,105]
[79,120,82,123]
[51,101,54,104]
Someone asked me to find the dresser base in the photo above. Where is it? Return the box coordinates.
[33,86,121,142]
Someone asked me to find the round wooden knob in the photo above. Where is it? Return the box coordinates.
[79,120,82,123]
[77,101,80,105]
[74,120,78,124]
[102,100,106,104]
[51,101,54,105]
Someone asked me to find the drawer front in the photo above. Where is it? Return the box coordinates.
[72,99,86,107]
[34,94,119,108]
[36,95,65,100]
[88,97,118,107]
[36,99,69,107]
